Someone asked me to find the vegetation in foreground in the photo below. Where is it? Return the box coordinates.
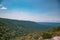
[13,26,60,40]
[0,18,60,40]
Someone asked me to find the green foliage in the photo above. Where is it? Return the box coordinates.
[0,20,28,40]
[15,26,60,40]
[52,26,60,31]
[0,18,60,40]
[42,32,52,39]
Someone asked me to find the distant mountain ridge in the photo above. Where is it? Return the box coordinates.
[0,18,60,31]
[38,22,60,27]
[0,18,49,32]
[0,18,60,32]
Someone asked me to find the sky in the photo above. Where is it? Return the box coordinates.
[0,0,60,22]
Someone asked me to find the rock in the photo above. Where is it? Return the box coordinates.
[51,36,60,40]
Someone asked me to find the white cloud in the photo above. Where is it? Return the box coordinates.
[0,6,7,10]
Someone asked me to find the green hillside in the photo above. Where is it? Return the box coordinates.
[14,26,60,40]
[0,18,60,40]
[0,18,51,32]
[0,18,49,40]
[0,18,28,40]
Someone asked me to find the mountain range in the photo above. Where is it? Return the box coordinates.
[0,18,60,40]
[0,18,60,32]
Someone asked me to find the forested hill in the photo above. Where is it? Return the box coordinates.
[0,18,51,32]
[0,18,60,40]
[0,18,50,40]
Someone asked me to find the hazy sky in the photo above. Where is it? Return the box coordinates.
[0,0,60,22]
